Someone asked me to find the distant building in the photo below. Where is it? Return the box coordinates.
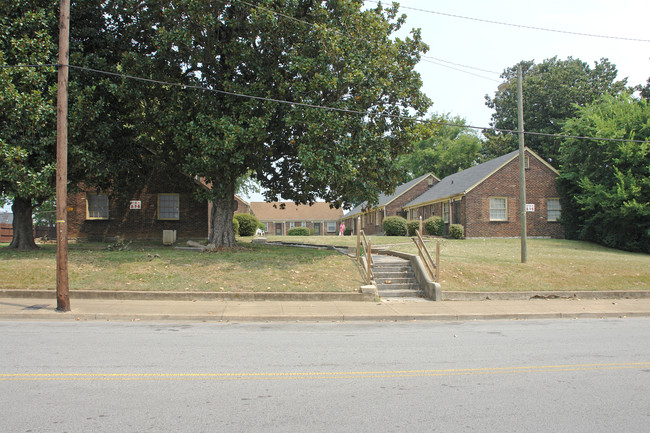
[250,202,343,236]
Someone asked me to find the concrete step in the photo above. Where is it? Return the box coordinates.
[373,270,414,279]
[372,254,423,298]
[374,277,415,286]
[373,265,410,271]
[377,288,424,298]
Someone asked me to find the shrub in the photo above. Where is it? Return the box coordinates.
[382,216,408,236]
[449,224,464,239]
[424,216,444,236]
[344,227,352,236]
[232,218,240,236]
[407,220,420,236]
[258,222,266,231]
[233,213,260,237]
[288,227,310,236]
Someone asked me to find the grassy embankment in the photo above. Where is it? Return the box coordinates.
[1,236,648,292]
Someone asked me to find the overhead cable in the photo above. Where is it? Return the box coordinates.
[364,1,650,43]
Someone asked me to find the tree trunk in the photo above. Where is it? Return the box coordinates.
[9,197,39,250]
[207,183,237,248]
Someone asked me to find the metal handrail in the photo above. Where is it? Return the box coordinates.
[358,230,374,284]
[412,230,439,282]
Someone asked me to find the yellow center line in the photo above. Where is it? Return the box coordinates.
[1,362,649,381]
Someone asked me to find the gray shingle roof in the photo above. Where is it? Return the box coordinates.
[404,150,519,208]
[344,172,436,217]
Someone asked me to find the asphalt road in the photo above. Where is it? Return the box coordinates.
[2,319,649,432]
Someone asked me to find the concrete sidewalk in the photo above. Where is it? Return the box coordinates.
[2,296,650,322]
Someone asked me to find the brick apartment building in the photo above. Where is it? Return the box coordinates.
[341,173,439,235]
[403,148,564,238]
[67,170,250,242]
[250,201,343,236]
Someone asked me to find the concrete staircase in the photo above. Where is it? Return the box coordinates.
[372,254,423,298]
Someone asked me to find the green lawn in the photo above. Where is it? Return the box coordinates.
[1,237,648,292]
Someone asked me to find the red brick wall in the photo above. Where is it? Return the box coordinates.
[68,173,209,242]
[465,153,564,238]
[0,223,12,242]
[262,220,340,236]
[353,175,438,235]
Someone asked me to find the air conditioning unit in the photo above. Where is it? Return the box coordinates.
[162,230,177,245]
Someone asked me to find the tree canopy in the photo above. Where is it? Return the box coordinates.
[0,0,147,249]
[557,93,649,253]
[397,113,483,180]
[484,56,628,164]
[109,0,431,246]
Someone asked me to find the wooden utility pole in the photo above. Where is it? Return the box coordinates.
[517,65,528,263]
[56,0,71,311]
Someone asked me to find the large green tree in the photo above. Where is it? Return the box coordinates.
[0,0,147,250]
[557,93,649,253]
[0,1,57,250]
[111,0,431,247]
[397,113,483,180]
[484,57,627,164]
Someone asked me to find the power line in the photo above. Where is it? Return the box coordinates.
[233,0,500,79]
[364,0,650,43]
[420,58,500,82]
[3,63,647,145]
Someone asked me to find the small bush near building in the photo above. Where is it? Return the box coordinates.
[383,216,408,236]
[424,216,444,236]
[449,224,464,239]
[258,222,266,231]
[344,227,352,236]
[233,218,240,236]
[234,213,260,237]
[288,227,310,236]
[407,220,420,236]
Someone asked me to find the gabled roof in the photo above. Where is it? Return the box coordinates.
[344,172,438,217]
[404,150,519,208]
[250,202,343,221]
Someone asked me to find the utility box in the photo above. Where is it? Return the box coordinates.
[162,230,177,245]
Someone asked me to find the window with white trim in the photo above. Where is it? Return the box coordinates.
[547,198,561,222]
[443,202,450,223]
[327,221,337,233]
[158,193,179,220]
[289,221,295,228]
[86,193,109,220]
[489,197,508,221]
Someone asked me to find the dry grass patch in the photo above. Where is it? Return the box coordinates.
[390,238,650,292]
[0,242,363,292]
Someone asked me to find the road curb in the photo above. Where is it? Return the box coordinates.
[2,289,648,302]
[1,311,647,323]
[0,289,375,302]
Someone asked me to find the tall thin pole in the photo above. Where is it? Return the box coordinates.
[56,0,71,311]
[517,65,527,263]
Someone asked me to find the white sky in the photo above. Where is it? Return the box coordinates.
[392,0,650,127]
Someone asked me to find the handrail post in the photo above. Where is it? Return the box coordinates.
[419,216,423,237]
[436,241,440,282]
[366,239,372,284]
[356,217,361,263]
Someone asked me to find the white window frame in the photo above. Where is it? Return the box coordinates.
[443,202,450,223]
[86,193,109,220]
[547,198,561,222]
[327,221,337,233]
[489,197,508,221]
[158,193,179,220]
